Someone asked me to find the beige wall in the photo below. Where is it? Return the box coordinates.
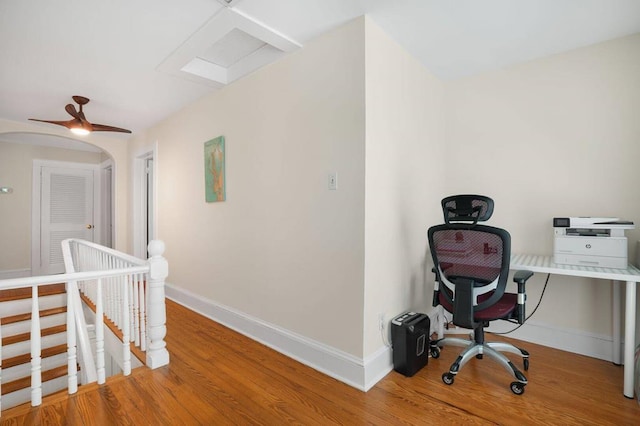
[128,20,640,364]
[0,139,102,271]
[363,18,446,356]
[131,18,367,357]
[444,33,640,336]
[0,120,131,260]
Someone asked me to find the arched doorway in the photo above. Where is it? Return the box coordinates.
[0,132,114,276]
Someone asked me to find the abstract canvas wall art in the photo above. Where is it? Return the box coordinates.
[204,136,225,202]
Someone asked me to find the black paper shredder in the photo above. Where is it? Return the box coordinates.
[391,312,430,377]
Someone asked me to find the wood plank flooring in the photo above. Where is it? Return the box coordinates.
[2,299,639,425]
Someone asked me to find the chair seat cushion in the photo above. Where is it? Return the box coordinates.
[439,292,517,321]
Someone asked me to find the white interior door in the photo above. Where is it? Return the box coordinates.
[38,166,95,274]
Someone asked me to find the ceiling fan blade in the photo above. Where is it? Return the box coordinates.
[30,96,132,134]
[91,123,132,134]
[28,118,76,129]
[65,103,81,119]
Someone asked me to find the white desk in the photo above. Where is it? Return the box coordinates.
[511,254,640,398]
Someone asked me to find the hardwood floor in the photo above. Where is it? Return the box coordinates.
[2,299,639,425]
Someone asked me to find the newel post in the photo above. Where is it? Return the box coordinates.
[146,240,170,368]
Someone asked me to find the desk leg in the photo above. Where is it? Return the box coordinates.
[624,280,636,398]
[612,280,621,365]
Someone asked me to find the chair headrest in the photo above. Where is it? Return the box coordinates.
[441,195,494,225]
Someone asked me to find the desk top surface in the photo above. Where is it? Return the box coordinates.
[511,254,640,281]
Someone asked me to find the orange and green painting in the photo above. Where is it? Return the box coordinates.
[204,136,225,202]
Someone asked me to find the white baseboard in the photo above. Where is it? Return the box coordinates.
[165,283,393,391]
[431,308,619,363]
[364,345,393,389]
[164,283,617,392]
[0,268,31,279]
[486,319,619,363]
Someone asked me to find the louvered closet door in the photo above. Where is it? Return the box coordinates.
[40,167,95,274]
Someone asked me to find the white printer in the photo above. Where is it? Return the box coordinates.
[553,217,635,269]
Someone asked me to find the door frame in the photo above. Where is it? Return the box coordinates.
[100,159,115,248]
[132,143,158,259]
[31,159,101,275]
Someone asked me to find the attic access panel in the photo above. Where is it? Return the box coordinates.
[158,8,301,87]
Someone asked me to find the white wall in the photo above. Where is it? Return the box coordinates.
[130,18,367,357]
[444,33,640,341]
[363,18,446,357]
[0,139,102,272]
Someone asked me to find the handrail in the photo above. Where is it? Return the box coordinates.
[0,268,148,291]
[62,240,96,388]
[0,239,169,414]
[64,238,147,267]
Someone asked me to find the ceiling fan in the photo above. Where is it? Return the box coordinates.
[29,95,132,135]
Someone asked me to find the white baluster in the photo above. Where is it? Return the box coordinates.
[129,274,135,342]
[111,261,115,320]
[104,258,109,317]
[139,274,147,351]
[96,278,105,384]
[111,259,117,324]
[133,278,140,347]
[31,286,42,406]
[113,263,119,327]
[105,271,111,323]
[66,282,78,394]
[70,241,77,270]
[116,260,123,328]
[145,240,169,368]
[122,276,131,376]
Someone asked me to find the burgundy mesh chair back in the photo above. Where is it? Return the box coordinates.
[429,226,511,328]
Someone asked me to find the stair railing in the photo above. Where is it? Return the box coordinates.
[0,240,169,413]
[63,239,170,372]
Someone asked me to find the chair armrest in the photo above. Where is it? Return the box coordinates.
[512,270,533,324]
[431,267,439,307]
[513,270,533,284]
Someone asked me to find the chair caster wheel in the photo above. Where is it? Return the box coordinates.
[442,372,455,385]
[523,358,529,371]
[430,347,441,359]
[510,381,526,395]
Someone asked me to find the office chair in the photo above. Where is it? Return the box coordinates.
[427,195,533,395]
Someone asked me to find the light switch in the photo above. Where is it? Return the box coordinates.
[328,172,338,190]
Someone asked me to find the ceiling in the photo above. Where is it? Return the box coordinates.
[1,0,639,140]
